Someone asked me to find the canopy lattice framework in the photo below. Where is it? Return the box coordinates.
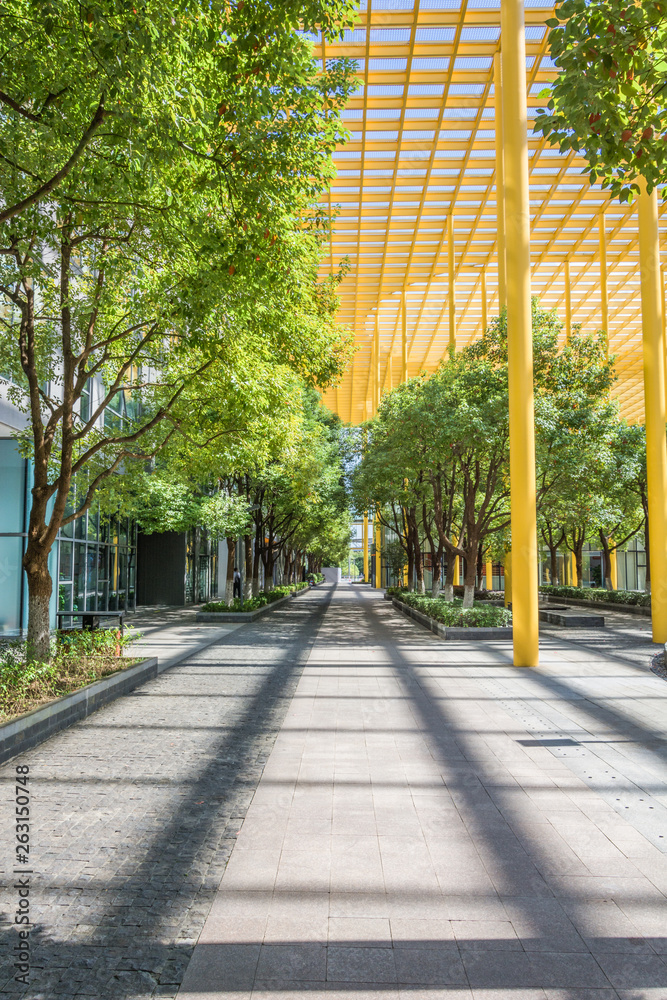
[314,1,659,424]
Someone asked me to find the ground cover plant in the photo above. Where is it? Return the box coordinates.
[540,585,651,607]
[392,591,512,628]
[0,627,137,722]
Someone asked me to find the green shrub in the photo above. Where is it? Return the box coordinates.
[539,585,650,608]
[0,627,137,722]
[394,592,512,628]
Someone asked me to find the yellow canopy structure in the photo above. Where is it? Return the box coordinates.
[315,2,660,425]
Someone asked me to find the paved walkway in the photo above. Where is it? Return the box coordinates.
[2,584,666,999]
[180,584,667,1000]
[0,590,328,999]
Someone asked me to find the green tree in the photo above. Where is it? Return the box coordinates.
[0,0,356,659]
[535,0,667,200]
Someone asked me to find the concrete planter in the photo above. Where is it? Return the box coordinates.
[0,656,158,765]
[540,593,650,617]
[391,598,512,641]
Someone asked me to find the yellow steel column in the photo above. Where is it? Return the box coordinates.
[481,267,488,334]
[571,551,577,586]
[486,559,493,591]
[501,0,539,666]
[662,265,667,394]
[638,181,667,643]
[494,51,507,310]
[453,555,460,587]
[373,313,380,414]
[374,509,382,589]
[599,213,609,341]
[448,215,456,350]
[363,513,368,583]
[564,259,572,342]
[401,288,408,381]
[610,548,618,590]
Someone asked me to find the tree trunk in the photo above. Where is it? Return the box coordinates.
[442,550,456,603]
[549,545,559,586]
[225,537,236,605]
[406,533,415,592]
[575,543,584,589]
[462,540,477,609]
[24,550,53,663]
[431,547,443,598]
[244,534,253,600]
[599,531,613,590]
[476,542,484,591]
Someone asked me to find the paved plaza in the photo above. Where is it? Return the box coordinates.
[2,584,667,999]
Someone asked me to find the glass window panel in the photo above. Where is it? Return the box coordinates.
[59,541,73,582]
[73,543,85,611]
[75,514,86,539]
[58,582,72,613]
[86,545,97,593]
[0,537,23,634]
[0,441,25,534]
[87,508,99,540]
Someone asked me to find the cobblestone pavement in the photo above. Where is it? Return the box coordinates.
[179,584,667,1000]
[0,587,332,1000]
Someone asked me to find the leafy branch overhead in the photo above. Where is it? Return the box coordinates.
[534,0,667,200]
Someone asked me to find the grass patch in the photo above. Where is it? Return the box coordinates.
[0,628,138,723]
[539,585,650,607]
[392,591,512,628]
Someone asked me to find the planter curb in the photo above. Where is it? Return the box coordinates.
[0,656,158,765]
[391,597,512,641]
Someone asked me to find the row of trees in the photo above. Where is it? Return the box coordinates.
[121,387,351,603]
[0,0,358,658]
[352,303,649,608]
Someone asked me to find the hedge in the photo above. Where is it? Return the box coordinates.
[393,591,512,628]
[539,585,650,608]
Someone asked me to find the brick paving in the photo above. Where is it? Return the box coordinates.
[0,589,331,1000]
[2,583,667,999]
[179,584,667,1000]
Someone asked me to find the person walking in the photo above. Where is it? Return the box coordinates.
[233,568,242,600]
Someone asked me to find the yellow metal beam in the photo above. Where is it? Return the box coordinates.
[481,267,487,335]
[638,183,667,643]
[448,215,456,351]
[599,213,609,342]
[565,259,572,342]
[501,0,539,666]
[494,51,507,310]
[401,287,408,382]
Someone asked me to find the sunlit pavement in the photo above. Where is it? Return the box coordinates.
[179,582,667,1000]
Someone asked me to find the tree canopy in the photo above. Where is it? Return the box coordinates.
[535,0,667,200]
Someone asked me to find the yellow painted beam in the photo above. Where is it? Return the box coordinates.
[564,259,572,342]
[481,267,487,334]
[638,182,667,644]
[494,51,507,310]
[486,559,493,591]
[401,288,408,382]
[448,215,456,351]
[501,0,539,666]
[374,510,382,589]
[363,512,369,584]
[599,213,609,343]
